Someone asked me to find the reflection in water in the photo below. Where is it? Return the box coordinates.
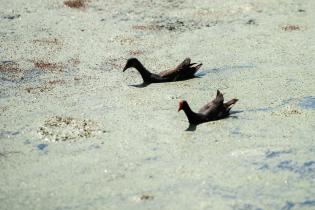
[185,111,240,132]
[128,82,150,88]
[185,124,197,131]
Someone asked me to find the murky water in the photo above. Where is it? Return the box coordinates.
[1,0,315,209]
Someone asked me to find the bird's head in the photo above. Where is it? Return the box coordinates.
[123,58,139,72]
[178,100,188,112]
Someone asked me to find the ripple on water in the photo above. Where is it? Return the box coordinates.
[299,96,315,109]
[265,150,292,159]
[252,149,315,179]
[256,159,315,178]
[37,144,48,151]
[281,200,315,210]
[195,64,255,77]
[233,203,263,210]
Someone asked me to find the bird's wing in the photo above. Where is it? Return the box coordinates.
[198,90,224,114]
[158,58,191,78]
[224,99,238,112]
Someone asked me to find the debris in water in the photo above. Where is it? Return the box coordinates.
[282,25,300,32]
[64,0,87,9]
[38,116,103,142]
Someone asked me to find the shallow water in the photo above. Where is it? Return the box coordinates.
[299,96,315,109]
[1,0,315,209]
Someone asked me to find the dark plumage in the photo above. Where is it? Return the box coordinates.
[123,57,202,83]
[178,90,238,125]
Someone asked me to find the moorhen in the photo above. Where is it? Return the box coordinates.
[178,90,238,125]
[123,57,202,84]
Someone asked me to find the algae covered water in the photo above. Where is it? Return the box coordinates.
[1,0,315,209]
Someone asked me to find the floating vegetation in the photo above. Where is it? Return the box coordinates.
[132,25,159,31]
[38,116,104,142]
[33,38,59,45]
[64,0,87,9]
[132,18,216,32]
[33,60,64,72]
[0,61,23,82]
[104,57,126,70]
[2,14,21,20]
[129,50,144,56]
[25,79,65,93]
[140,194,154,201]
[272,106,302,117]
[282,24,300,32]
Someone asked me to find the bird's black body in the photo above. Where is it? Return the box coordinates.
[178,90,238,125]
[123,58,202,83]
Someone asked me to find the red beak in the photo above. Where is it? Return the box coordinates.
[178,101,183,112]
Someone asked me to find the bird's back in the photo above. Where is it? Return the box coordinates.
[158,58,202,81]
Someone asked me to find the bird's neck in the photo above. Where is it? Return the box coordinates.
[183,105,199,124]
[133,61,152,83]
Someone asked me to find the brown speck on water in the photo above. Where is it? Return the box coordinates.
[33,60,64,72]
[129,50,143,56]
[246,19,256,25]
[33,38,59,45]
[0,62,21,73]
[272,106,302,117]
[112,36,136,45]
[25,80,65,93]
[0,61,24,81]
[47,79,65,85]
[132,25,160,31]
[64,0,86,9]
[25,86,49,93]
[282,25,300,32]
[106,57,125,69]
[140,194,154,201]
[68,58,80,66]
[0,106,9,113]
[33,37,62,51]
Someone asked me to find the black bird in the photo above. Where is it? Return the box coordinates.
[123,57,202,83]
[178,90,238,125]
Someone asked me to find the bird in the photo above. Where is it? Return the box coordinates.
[178,90,238,125]
[123,57,202,84]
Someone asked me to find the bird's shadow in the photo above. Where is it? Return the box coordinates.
[194,69,216,77]
[128,82,151,88]
[229,110,243,115]
[127,76,203,88]
[184,110,242,132]
[185,124,197,131]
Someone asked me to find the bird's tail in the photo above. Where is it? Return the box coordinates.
[214,90,224,104]
[192,63,202,73]
[224,99,238,111]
